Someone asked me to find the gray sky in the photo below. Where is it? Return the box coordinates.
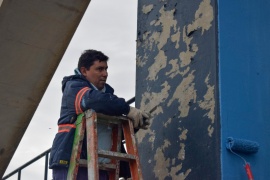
[4,0,137,179]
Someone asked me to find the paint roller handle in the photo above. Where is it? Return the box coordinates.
[245,163,254,180]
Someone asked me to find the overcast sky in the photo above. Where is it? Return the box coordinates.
[4,0,137,179]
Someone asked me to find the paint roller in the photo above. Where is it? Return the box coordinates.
[226,137,259,180]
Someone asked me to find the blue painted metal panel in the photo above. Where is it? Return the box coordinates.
[218,1,270,179]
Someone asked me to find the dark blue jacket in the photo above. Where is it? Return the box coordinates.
[49,75,130,169]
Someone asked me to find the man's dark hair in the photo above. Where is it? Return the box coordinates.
[78,49,109,70]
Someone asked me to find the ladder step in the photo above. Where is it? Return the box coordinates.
[98,149,136,162]
[97,113,129,125]
[79,159,117,171]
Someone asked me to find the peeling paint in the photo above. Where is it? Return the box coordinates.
[137,82,170,144]
[187,0,214,35]
[208,125,214,137]
[179,128,188,140]
[136,54,148,67]
[154,147,170,180]
[146,6,179,81]
[154,6,177,50]
[163,118,172,128]
[180,26,198,68]
[166,59,190,78]
[198,74,215,136]
[171,28,181,49]
[178,143,186,160]
[167,71,197,118]
[144,31,160,51]
[142,4,154,14]
[147,50,167,80]
[140,81,170,113]
[153,140,191,180]
[170,166,191,180]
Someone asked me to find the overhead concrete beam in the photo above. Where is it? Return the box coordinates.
[0,0,91,177]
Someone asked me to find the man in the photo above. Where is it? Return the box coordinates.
[49,49,149,179]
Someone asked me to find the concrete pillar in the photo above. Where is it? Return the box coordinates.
[135,0,220,179]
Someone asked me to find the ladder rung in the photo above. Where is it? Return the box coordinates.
[78,159,88,167]
[99,163,117,171]
[98,149,136,162]
[79,159,117,171]
[97,113,129,125]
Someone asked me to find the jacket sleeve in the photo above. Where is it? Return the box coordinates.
[80,89,130,116]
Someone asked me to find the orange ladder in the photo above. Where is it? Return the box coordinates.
[67,109,143,180]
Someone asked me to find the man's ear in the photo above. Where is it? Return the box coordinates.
[80,67,87,76]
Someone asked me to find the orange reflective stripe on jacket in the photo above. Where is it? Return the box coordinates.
[58,124,76,133]
[75,87,90,115]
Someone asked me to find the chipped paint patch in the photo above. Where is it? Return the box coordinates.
[144,31,161,51]
[187,0,214,35]
[208,125,214,137]
[154,6,177,50]
[180,26,198,68]
[146,6,178,81]
[178,143,186,160]
[164,118,172,128]
[142,4,154,14]
[179,128,188,140]
[167,71,197,117]
[153,140,191,180]
[137,82,170,144]
[140,81,170,113]
[171,28,181,49]
[198,74,215,136]
[154,147,170,179]
[166,59,190,78]
[147,50,167,80]
[170,166,191,180]
[136,54,148,67]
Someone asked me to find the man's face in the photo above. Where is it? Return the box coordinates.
[80,60,108,90]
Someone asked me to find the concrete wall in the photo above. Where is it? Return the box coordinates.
[135,0,220,179]
[219,1,270,179]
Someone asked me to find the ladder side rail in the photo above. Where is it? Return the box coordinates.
[67,114,86,180]
[122,120,143,180]
[85,109,99,180]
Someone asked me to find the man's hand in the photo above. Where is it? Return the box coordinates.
[127,107,150,129]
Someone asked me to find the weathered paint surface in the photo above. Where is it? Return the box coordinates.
[0,0,90,177]
[136,0,220,179]
[218,1,270,179]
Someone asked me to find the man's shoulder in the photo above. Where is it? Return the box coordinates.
[105,83,114,94]
[62,75,89,91]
